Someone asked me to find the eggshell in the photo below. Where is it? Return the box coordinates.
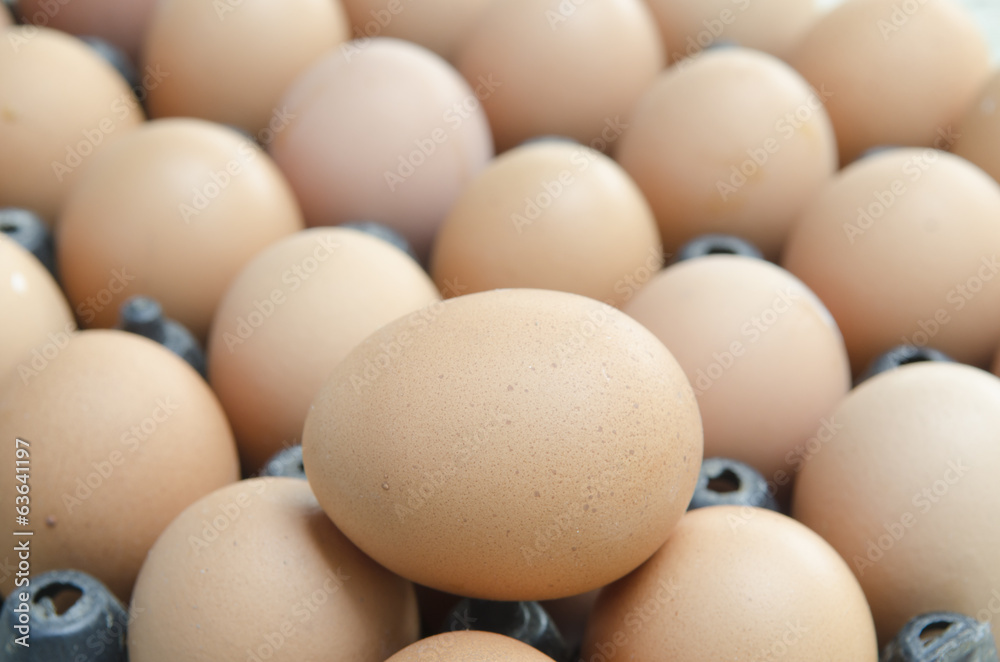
[615,47,837,259]
[268,37,493,259]
[387,631,555,662]
[17,0,158,60]
[339,0,496,61]
[142,0,350,135]
[208,227,441,473]
[623,256,850,486]
[646,0,819,62]
[793,362,1000,650]
[454,0,663,152]
[303,288,703,601]
[57,118,304,340]
[583,506,878,661]
[954,69,1000,186]
[0,235,75,381]
[0,4,11,26]
[430,141,662,308]
[0,26,144,224]
[128,477,419,662]
[781,148,1000,374]
[789,0,991,164]
[0,330,239,601]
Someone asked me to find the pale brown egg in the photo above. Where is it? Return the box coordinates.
[789,0,990,164]
[268,37,492,259]
[583,506,878,661]
[208,227,441,473]
[430,141,662,308]
[954,69,1000,186]
[454,0,663,152]
[781,148,1000,374]
[1,3,11,27]
[0,235,75,381]
[793,362,1000,650]
[387,631,555,662]
[142,0,350,135]
[645,0,820,63]
[57,118,304,340]
[0,26,145,224]
[0,330,239,602]
[339,0,496,61]
[615,47,837,259]
[303,288,703,601]
[16,0,157,60]
[623,255,850,489]
[128,477,419,662]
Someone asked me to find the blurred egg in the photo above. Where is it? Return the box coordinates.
[455,0,663,152]
[142,0,350,135]
[430,141,662,307]
[339,0,496,61]
[269,37,492,259]
[0,26,144,224]
[303,289,703,601]
[0,330,239,601]
[57,118,304,340]
[0,2,10,26]
[583,506,878,660]
[16,0,157,60]
[645,0,819,62]
[954,69,1000,186]
[129,477,419,662]
[790,0,990,164]
[793,362,1000,650]
[781,148,1000,374]
[386,631,555,662]
[623,255,850,487]
[615,48,837,259]
[0,234,74,380]
[208,227,441,473]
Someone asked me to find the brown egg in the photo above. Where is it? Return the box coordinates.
[646,0,820,63]
[129,477,419,662]
[0,330,239,601]
[387,631,555,662]
[781,148,1000,374]
[208,227,441,473]
[142,0,350,135]
[615,47,837,259]
[0,3,11,26]
[793,362,1000,650]
[430,141,662,307]
[268,37,493,259]
[57,118,304,340]
[0,235,75,381]
[583,506,878,661]
[16,0,157,60]
[303,288,703,601]
[789,0,990,164]
[954,69,1000,186]
[623,256,850,488]
[994,345,1000,377]
[0,26,144,224]
[340,0,496,61]
[454,0,663,152]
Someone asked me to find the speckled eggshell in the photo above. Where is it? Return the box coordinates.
[430,141,662,308]
[954,70,1000,187]
[789,0,990,164]
[387,631,556,662]
[781,148,1000,374]
[623,255,850,486]
[129,477,419,662]
[793,362,1000,650]
[208,227,441,473]
[0,27,145,224]
[583,507,878,661]
[615,47,837,259]
[57,118,304,340]
[303,288,703,601]
[0,235,75,380]
[0,330,239,602]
